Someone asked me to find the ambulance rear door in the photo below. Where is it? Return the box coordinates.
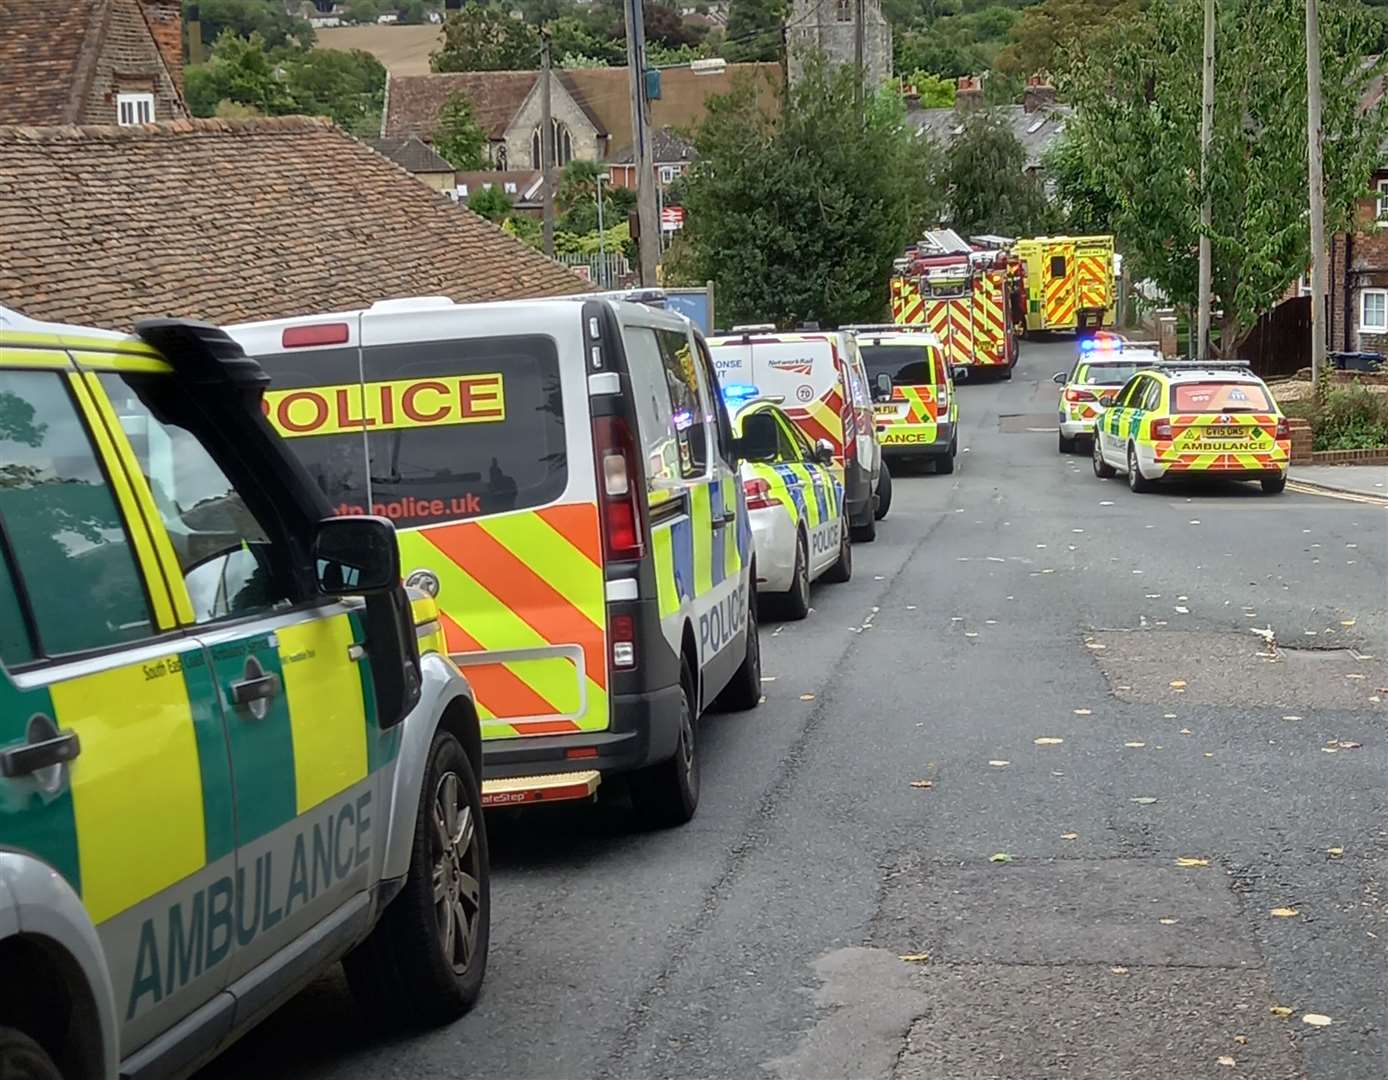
[1041,239,1078,330]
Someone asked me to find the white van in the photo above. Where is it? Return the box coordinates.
[227,296,762,827]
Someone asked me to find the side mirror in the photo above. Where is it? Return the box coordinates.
[874,372,893,400]
[733,412,779,462]
[813,438,835,466]
[1052,371,1068,385]
[314,516,400,595]
[952,365,969,382]
[1099,391,1118,405]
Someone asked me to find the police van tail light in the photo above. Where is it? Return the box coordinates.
[1064,388,1097,403]
[743,477,775,510]
[610,612,636,670]
[1151,418,1174,441]
[593,415,646,562]
[281,322,350,348]
[1275,416,1290,440]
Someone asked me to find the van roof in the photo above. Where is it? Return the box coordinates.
[228,294,690,332]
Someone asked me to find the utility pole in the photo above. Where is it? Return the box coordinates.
[1196,0,1215,360]
[624,0,659,284]
[540,28,555,259]
[1306,0,1328,395]
[853,0,866,116]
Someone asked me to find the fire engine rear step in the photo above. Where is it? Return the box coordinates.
[481,770,601,808]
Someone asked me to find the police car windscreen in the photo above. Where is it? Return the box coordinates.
[1078,361,1146,386]
[1171,382,1273,414]
[257,336,565,528]
[860,344,933,386]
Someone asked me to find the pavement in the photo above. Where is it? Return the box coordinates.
[201,337,1388,1080]
[1290,463,1388,502]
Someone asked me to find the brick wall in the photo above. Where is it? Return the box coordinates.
[83,0,186,122]
[1328,169,1388,354]
[139,0,184,96]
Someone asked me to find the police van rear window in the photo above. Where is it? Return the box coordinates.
[258,336,566,528]
[860,344,938,386]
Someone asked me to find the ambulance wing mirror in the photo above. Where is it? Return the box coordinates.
[813,439,835,466]
[1052,371,1068,385]
[951,365,969,382]
[874,372,893,401]
[732,412,779,462]
[314,516,399,595]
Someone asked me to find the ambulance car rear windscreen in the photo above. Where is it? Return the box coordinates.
[1171,382,1273,414]
[257,335,566,528]
[860,344,939,387]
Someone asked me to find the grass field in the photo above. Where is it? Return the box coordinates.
[316,25,442,75]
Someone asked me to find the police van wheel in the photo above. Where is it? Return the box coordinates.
[0,1027,63,1080]
[849,508,876,543]
[343,731,490,1026]
[631,660,700,826]
[822,518,852,584]
[772,533,811,621]
[1127,444,1155,493]
[714,586,762,712]
[874,464,892,520]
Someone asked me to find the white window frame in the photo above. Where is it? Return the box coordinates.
[659,165,676,184]
[116,92,154,127]
[1360,288,1388,333]
[1377,179,1388,224]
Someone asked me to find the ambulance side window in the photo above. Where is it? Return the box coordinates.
[0,547,35,664]
[0,370,154,657]
[653,328,707,479]
[97,373,292,625]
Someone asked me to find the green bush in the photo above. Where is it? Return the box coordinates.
[1285,383,1388,451]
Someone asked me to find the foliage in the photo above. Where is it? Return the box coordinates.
[679,57,937,327]
[893,4,1026,80]
[1057,0,1388,349]
[1042,131,1122,234]
[184,31,297,117]
[432,4,542,72]
[344,0,382,25]
[283,48,387,136]
[724,0,787,63]
[555,161,637,233]
[909,71,957,107]
[941,109,1051,235]
[994,0,1146,78]
[432,92,489,169]
[1283,384,1388,451]
[468,184,515,221]
[552,13,627,65]
[183,0,312,52]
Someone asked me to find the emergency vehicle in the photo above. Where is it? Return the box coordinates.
[847,324,959,473]
[890,252,1018,378]
[228,296,761,829]
[1053,338,1162,453]
[1015,235,1117,335]
[706,327,887,542]
[0,308,489,1079]
[1091,361,1291,494]
[727,391,851,618]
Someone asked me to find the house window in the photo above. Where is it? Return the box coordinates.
[116,92,154,127]
[1360,288,1388,333]
[1376,179,1388,224]
[531,120,574,169]
[835,0,851,20]
[503,182,517,194]
[659,165,676,184]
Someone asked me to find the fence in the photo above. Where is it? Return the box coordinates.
[556,252,633,289]
[1235,296,1312,378]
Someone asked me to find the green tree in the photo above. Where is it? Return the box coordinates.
[1058,0,1387,350]
[909,71,957,106]
[680,58,937,326]
[552,13,626,65]
[184,31,297,117]
[184,0,312,51]
[345,0,382,24]
[432,4,542,72]
[941,109,1051,234]
[724,0,787,63]
[469,184,515,221]
[555,160,636,233]
[282,48,387,136]
[894,5,1024,79]
[994,0,1145,78]
[1041,132,1122,235]
[432,92,489,169]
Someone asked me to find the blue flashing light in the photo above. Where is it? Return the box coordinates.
[1080,339,1098,352]
[721,382,762,406]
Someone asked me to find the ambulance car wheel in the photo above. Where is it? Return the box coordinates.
[714,583,763,711]
[874,463,892,520]
[936,441,956,475]
[631,659,700,826]
[1092,435,1116,478]
[344,731,490,1026]
[1059,431,1076,455]
[1127,443,1155,493]
[1261,474,1287,495]
[773,531,812,621]
[0,1028,62,1080]
[822,517,853,584]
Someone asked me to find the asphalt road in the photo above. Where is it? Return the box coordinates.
[203,337,1388,1080]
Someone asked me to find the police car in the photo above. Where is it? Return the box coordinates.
[1053,338,1162,453]
[726,388,851,618]
[1091,361,1291,494]
[227,296,761,830]
[0,309,489,1079]
[849,324,959,474]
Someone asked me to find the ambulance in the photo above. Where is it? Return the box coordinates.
[1015,235,1116,335]
[705,327,887,542]
[228,296,762,828]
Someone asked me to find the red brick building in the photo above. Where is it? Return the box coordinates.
[1328,158,1388,355]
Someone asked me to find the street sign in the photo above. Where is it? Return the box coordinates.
[661,206,685,232]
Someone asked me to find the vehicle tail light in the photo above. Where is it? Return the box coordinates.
[743,477,775,510]
[281,322,349,348]
[592,416,645,562]
[1064,388,1097,402]
[935,387,949,411]
[1152,418,1174,440]
[610,612,636,670]
[1275,416,1289,439]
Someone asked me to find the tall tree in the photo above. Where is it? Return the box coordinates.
[432,4,543,72]
[1058,0,1386,349]
[994,0,1146,78]
[723,0,787,63]
[283,48,387,136]
[432,92,489,169]
[941,109,1051,234]
[678,60,937,325]
[183,0,313,51]
[184,31,297,117]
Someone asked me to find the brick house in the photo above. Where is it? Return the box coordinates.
[0,0,187,126]
[0,117,584,330]
[1328,156,1388,355]
[607,127,698,191]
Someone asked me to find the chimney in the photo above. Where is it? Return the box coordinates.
[1023,75,1057,114]
[139,0,185,94]
[955,75,984,111]
[188,2,204,66]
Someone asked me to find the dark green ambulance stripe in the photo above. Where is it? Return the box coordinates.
[179,647,236,864]
[0,679,82,895]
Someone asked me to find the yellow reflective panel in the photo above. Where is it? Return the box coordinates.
[0,345,71,369]
[69,350,171,374]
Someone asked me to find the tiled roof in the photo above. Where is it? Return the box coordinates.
[908,104,1072,169]
[0,117,585,331]
[610,126,697,166]
[0,0,103,124]
[367,134,455,173]
[455,170,543,204]
[384,70,540,140]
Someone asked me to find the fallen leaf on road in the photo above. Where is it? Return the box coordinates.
[1337,741,1362,749]
[1125,742,1147,748]
[1345,673,1366,680]
[1175,857,1210,868]
[1109,966,1129,975]
[1234,1035,1248,1045]
[1164,713,1178,719]
[1174,606,1191,614]
[898,953,929,963]
[1328,847,1344,858]
[989,759,1010,767]
[1074,708,1092,715]
[1180,728,1193,735]
[1321,747,1339,754]
[1159,918,1178,925]
[1061,832,1078,840]
[1302,1014,1332,1027]
[1204,752,1215,758]
[964,632,979,638]
[1270,907,1299,918]
[1034,737,1064,745]
[1085,642,1106,650]
[909,780,933,789]
[1170,679,1188,689]
[1270,1006,1294,1018]
[799,694,816,701]
[989,853,1013,863]
[1342,619,1357,627]
[1282,715,1303,721]
[1131,797,1158,805]
[1217,1057,1236,1068]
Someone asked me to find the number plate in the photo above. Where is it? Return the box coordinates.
[1203,425,1248,439]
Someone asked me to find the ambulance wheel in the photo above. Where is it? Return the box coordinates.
[631,659,700,826]
[1261,475,1287,495]
[1127,443,1155,493]
[1000,365,1013,381]
[0,1028,62,1080]
[344,731,490,1026]
[1092,435,1116,478]
[936,440,956,475]
[874,463,892,520]
[770,532,811,621]
[822,518,853,584]
[1059,431,1077,454]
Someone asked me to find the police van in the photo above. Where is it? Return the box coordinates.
[705,327,888,541]
[0,309,489,1078]
[226,296,762,829]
